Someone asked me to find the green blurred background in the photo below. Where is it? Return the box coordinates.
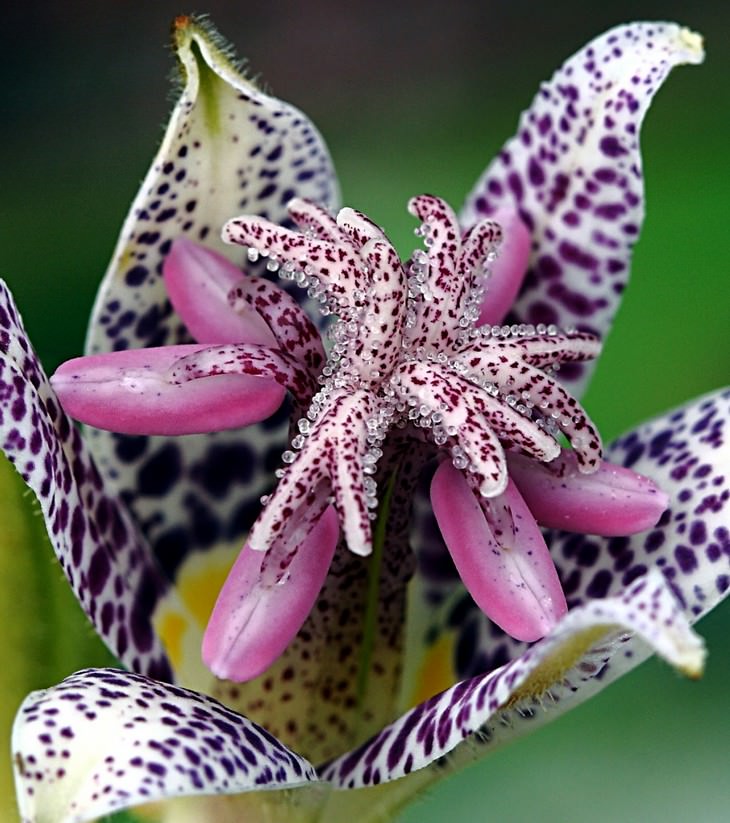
[0,1,728,821]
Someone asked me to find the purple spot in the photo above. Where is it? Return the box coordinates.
[594,167,618,183]
[124,266,148,287]
[675,545,698,574]
[689,521,707,547]
[537,114,552,135]
[644,530,665,553]
[546,282,595,317]
[586,569,612,598]
[607,259,625,274]
[535,255,562,280]
[599,136,627,157]
[525,301,559,326]
[558,241,598,271]
[649,429,672,457]
[528,158,545,186]
[88,548,111,596]
[508,172,524,201]
[594,203,627,220]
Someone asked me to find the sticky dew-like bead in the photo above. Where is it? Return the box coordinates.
[226,196,602,559]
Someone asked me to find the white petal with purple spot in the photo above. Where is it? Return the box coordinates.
[462,23,704,395]
[84,16,340,588]
[321,569,703,787]
[13,669,319,823]
[0,282,172,680]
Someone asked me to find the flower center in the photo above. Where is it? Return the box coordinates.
[223,194,602,516]
[201,194,607,680]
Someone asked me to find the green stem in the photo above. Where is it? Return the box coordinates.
[355,470,398,717]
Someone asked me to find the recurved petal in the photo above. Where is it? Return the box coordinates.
[461,23,704,395]
[203,507,339,682]
[12,668,320,823]
[552,387,730,619]
[508,450,668,535]
[87,15,339,359]
[84,15,339,583]
[321,568,704,788]
[0,281,172,680]
[52,345,286,435]
[410,387,729,694]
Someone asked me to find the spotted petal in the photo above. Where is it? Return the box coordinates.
[461,23,704,395]
[12,668,320,823]
[557,387,730,621]
[321,568,704,787]
[84,16,339,582]
[0,281,172,680]
[410,387,729,688]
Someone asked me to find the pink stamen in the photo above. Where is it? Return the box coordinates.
[477,207,531,325]
[51,345,285,435]
[431,461,567,642]
[507,451,669,535]
[163,237,276,345]
[203,506,339,681]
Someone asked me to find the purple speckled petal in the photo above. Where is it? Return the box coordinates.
[553,387,730,619]
[461,23,704,395]
[0,281,172,680]
[320,568,703,787]
[409,388,729,685]
[12,668,319,823]
[84,16,339,586]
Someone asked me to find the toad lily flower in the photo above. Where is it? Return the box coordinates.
[4,16,728,823]
[54,197,619,665]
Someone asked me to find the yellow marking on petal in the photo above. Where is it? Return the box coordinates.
[152,544,240,691]
[504,625,608,707]
[176,548,237,628]
[408,632,456,708]
[156,612,187,673]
